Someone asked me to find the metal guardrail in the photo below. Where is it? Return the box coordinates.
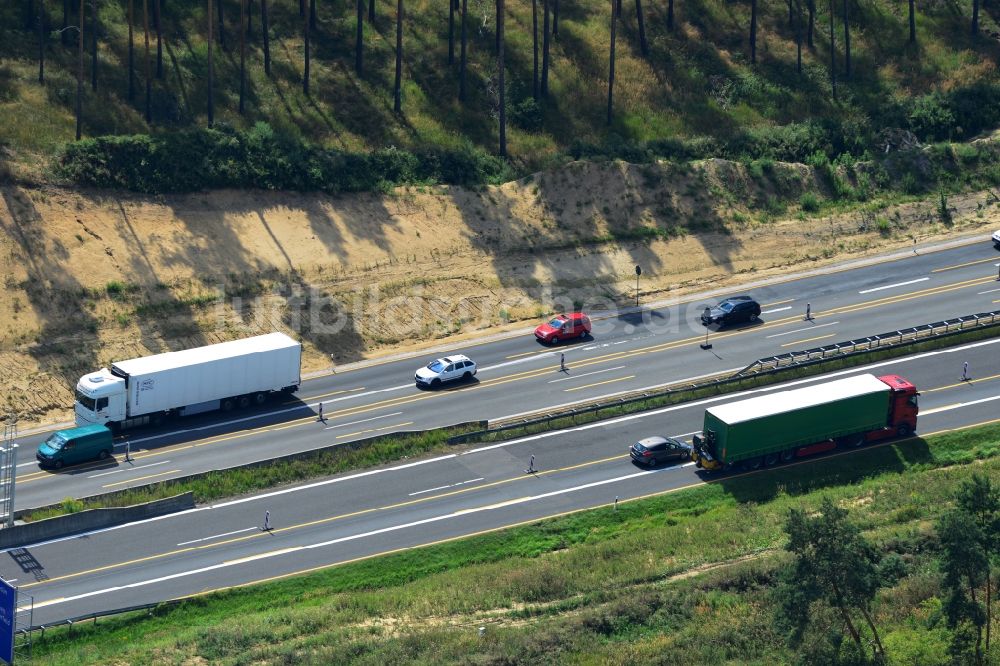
[450,309,1000,444]
[25,599,182,637]
[736,310,1000,376]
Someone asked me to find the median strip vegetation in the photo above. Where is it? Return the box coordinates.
[29,419,1000,664]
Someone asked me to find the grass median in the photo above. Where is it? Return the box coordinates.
[27,416,1000,663]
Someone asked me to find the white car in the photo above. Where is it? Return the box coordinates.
[414,354,477,388]
[993,229,1000,248]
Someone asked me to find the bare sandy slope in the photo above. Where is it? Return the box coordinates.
[0,159,996,425]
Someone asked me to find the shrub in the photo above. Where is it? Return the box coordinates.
[56,124,511,194]
[510,98,543,132]
[799,192,820,212]
[908,93,954,142]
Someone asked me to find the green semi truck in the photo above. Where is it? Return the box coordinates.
[691,373,919,471]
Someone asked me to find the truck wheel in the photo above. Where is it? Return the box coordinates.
[238,395,251,409]
[98,449,110,461]
[764,453,778,466]
[780,449,794,463]
[221,399,235,412]
[743,457,762,471]
[253,392,268,406]
[52,459,64,470]
[896,424,912,438]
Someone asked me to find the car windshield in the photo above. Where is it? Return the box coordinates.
[548,318,566,328]
[719,302,736,312]
[75,389,97,411]
[633,442,647,452]
[43,433,67,450]
[427,360,445,372]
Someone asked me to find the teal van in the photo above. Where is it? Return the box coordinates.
[36,424,114,469]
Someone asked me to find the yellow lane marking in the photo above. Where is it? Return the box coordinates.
[305,387,367,401]
[924,372,1000,392]
[993,298,1000,304]
[505,350,542,359]
[780,334,835,348]
[19,453,628,590]
[931,257,998,272]
[563,375,637,392]
[335,422,414,440]
[762,298,795,307]
[102,470,180,489]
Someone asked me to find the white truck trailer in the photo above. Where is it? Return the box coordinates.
[74,333,302,430]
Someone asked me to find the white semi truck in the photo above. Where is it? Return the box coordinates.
[74,333,302,430]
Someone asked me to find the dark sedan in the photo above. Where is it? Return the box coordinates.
[629,436,692,467]
[700,296,761,327]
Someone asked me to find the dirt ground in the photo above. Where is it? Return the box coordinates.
[1,158,997,426]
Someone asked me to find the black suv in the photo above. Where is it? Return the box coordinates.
[701,296,761,327]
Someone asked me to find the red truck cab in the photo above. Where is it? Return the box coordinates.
[869,374,919,442]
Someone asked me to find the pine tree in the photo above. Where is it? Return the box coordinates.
[497,0,506,155]
[541,0,550,96]
[394,0,403,111]
[356,0,364,73]
[302,0,310,94]
[607,0,616,124]
[908,0,915,43]
[76,0,84,139]
[635,0,648,56]
[261,0,270,75]
[750,0,757,64]
[143,0,151,121]
[207,0,214,125]
[939,509,988,664]
[459,0,468,100]
[239,0,246,112]
[778,498,886,661]
[531,0,538,98]
[842,0,850,79]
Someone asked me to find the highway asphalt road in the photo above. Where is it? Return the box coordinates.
[6,336,1000,626]
[9,236,1000,513]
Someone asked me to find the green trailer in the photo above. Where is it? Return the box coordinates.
[691,373,919,471]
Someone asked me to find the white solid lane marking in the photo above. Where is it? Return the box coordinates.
[324,412,404,431]
[920,393,1000,416]
[408,477,485,496]
[761,306,792,314]
[548,366,627,384]
[765,321,839,338]
[977,287,1000,295]
[858,277,929,294]
[87,460,171,478]
[177,527,259,546]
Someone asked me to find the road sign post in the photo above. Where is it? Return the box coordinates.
[634,265,641,308]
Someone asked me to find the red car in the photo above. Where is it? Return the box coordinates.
[534,313,592,344]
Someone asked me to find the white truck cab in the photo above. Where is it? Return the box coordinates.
[74,369,128,426]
